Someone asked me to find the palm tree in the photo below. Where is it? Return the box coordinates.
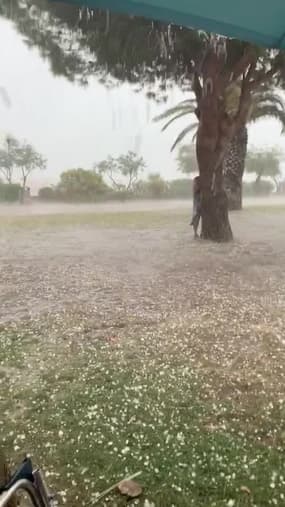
[154,86,285,209]
[224,87,285,209]
[154,98,197,152]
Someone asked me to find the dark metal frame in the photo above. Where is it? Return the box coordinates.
[0,462,55,507]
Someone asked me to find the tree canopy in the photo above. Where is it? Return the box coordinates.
[246,147,283,186]
[176,144,198,175]
[3,0,285,240]
[96,151,145,191]
[0,135,46,187]
[58,168,107,200]
[0,136,20,184]
[3,1,285,95]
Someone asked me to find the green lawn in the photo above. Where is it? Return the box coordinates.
[1,203,285,232]
[1,318,284,507]
[0,209,188,230]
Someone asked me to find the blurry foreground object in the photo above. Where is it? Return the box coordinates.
[55,0,285,49]
[0,456,56,507]
[0,87,11,108]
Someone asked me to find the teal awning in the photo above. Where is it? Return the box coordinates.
[56,0,285,49]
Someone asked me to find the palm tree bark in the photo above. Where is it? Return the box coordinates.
[201,184,233,241]
[223,126,248,210]
[195,50,234,242]
[197,143,233,241]
[194,42,258,241]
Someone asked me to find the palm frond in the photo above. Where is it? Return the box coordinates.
[153,99,196,122]
[253,92,285,110]
[161,110,195,131]
[171,123,198,152]
[250,105,285,131]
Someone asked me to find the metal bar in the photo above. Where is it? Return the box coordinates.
[0,479,42,507]
[33,469,53,507]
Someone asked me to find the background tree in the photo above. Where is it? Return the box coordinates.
[38,186,57,201]
[95,156,120,190]
[154,87,285,210]
[168,178,193,198]
[2,1,285,240]
[117,151,145,191]
[0,182,22,202]
[58,168,107,201]
[176,144,198,176]
[96,151,145,192]
[223,87,285,209]
[146,173,167,198]
[0,136,19,184]
[15,142,46,190]
[245,147,283,189]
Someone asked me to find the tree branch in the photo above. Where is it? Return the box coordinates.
[231,47,257,81]
[249,66,278,90]
[192,72,202,104]
[108,168,120,189]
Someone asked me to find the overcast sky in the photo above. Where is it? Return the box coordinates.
[0,16,285,191]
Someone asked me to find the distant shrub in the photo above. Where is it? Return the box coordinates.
[167,179,193,199]
[38,186,57,201]
[0,183,21,202]
[243,180,274,197]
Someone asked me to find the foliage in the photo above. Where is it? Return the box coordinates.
[96,151,145,191]
[0,135,46,188]
[246,147,282,185]
[0,136,20,184]
[38,170,195,202]
[249,86,285,128]
[2,1,285,240]
[15,142,46,188]
[58,168,108,201]
[155,88,285,157]
[135,176,193,199]
[243,180,274,196]
[153,99,197,150]
[3,0,285,96]
[176,144,198,175]
[145,173,167,198]
[38,186,57,201]
[0,0,204,94]
[167,178,193,198]
[0,182,21,202]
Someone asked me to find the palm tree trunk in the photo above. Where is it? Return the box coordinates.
[223,126,248,210]
[201,184,233,241]
[197,133,233,242]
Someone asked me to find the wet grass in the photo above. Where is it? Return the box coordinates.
[244,204,285,213]
[0,209,188,230]
[1,206,285,506]
[1,203,285,233]
[1,320,285,507]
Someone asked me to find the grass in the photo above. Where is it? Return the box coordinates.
[1,205,285,506]
[1,203,285,232]
[244,204,285,213]
[1,318,285,507]
[0,209,188,230]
